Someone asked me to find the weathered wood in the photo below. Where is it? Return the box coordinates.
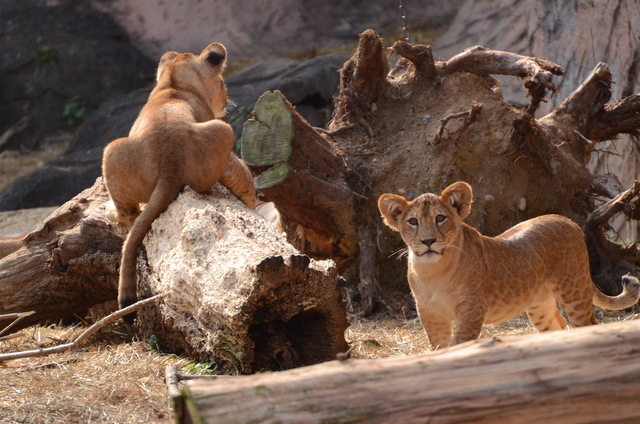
[0,294,165,363]
[0,178,349,374]
[238,30,640,311]
[241,90,362,260]
[134,186,348,374]
[330,28,389,131]
[585,180,640,295]
[391,40,436,79]
[442,45,564,114]
[179,319,640,424]
[0,180,122,331]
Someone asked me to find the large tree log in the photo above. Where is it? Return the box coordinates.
[0,180,122,329]
[241,91,362,261]
[175,319,640,423]
[0,179,348,373]
[134,186,348,373]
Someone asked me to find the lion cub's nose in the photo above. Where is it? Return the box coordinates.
[421,238,436,247]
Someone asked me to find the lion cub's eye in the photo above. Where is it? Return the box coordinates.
[435,214,446,224]
[408,218,419,226]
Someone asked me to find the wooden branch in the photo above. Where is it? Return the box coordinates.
[587,93,640,141]
[444,46,564,115]
[585,181,640,295]
[177,319,640,423]
[0,311,34,337]
[391,40,436,79]
[356,224,382,315]
[590,173,625,199]
[432,103,483,145]
[0,293,166,362]
[550,62,612,134]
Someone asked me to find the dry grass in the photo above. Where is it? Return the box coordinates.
[1,305,638,423]
[0,324,188,424]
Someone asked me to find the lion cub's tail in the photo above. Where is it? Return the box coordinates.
[118,178,182,319]
[592,274,640,310]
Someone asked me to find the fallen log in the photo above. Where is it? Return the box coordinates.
[133,186,349,374]
[177,319,640,423]
[0,180,122,329]
[0,179,349,374]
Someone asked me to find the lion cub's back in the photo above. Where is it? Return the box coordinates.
[497,214,589,272]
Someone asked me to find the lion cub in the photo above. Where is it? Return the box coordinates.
[102,42,257,314]
[379,181,640,348]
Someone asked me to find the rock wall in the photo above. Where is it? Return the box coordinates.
[88,0,463,59]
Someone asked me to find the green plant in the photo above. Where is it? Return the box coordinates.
[35,45,59,69]
[63,96,88,127]
[148,334,160,352]
[183,361,220,376]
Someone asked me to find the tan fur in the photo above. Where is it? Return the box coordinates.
[0,233,26,259]
[102,42,257,313]
[379,181,640,348]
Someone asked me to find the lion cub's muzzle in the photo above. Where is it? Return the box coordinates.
[412,238,445,258]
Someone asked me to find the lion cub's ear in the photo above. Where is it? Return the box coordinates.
[378,194,409,231]
[156,51,179,81]
[201,42,227,71]
[441,181,473,219]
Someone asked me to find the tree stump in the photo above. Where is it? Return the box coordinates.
[135,186,348,373]
[175,319,640,424]
[240,29,640,310]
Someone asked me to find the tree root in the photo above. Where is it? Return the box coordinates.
[585,181,640,296]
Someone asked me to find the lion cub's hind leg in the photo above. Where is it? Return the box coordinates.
[526,294,567,332]
[555,280,599,327]
[103,136,151,227]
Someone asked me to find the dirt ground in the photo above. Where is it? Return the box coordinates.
[1,304,635,423]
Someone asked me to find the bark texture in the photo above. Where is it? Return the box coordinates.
[135,186,348,373]
[435,0,640,237]
[0,179,348,373]
[0,180,122,330]
[178,319,640,424]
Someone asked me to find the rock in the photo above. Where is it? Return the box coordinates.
[226,54,348,132]
[89,0,464,60]
[0,2,155,153]
[0,90,149,211]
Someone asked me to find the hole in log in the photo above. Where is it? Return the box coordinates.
[249,308,331,372]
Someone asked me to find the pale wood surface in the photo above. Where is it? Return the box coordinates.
[181,319,640,424]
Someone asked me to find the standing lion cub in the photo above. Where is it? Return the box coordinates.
[378,181,640,348]
[102,42,256,315]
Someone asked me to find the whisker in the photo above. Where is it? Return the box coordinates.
[389,247,409,260]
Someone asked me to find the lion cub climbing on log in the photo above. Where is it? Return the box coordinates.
[378,181,640,348]
[103,42,257,314]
